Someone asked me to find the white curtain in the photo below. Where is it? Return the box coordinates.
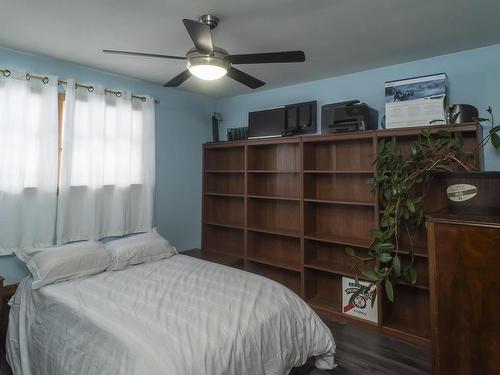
[0,71,59,255]
[57,80,155,244]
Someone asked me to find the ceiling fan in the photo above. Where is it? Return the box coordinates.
[103,15,305,89]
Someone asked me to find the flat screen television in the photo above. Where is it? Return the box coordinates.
[247,106,286,139]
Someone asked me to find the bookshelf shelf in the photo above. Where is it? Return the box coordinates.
[304,198,375,206]
[247,226,301,238]
[204,170,245,173]
[204,192,245,198]
[247,170,299,173]
[203,221,245,230]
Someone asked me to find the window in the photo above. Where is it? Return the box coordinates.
[56,82,155,244]
[0,73,156,252]
[0,72,59,253]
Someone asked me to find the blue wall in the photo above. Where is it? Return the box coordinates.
[215,43,500,171]
[0,46,215,284]
[2,43,500,284]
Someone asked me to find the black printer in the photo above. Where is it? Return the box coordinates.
[321,100,378,133]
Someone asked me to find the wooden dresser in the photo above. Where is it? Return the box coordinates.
[427,174,500,375]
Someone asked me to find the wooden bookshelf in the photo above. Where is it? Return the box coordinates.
[201,123,481,347]
[202,145,246,265]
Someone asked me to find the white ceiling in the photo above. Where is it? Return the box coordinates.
[1,0,500,98]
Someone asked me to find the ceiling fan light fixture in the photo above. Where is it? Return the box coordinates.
[189,64,227,80]
[187,56,228,80]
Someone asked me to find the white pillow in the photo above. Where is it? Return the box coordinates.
[106,229,177,271]
[15,246,46,263]
[27,241,112,290]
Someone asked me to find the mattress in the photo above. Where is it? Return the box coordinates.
[7,254,335,375]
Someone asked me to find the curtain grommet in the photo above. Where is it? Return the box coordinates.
[116,91,122,98]
[2,69,11,77]
[141,97,146,103]
[88,86,94,93]
[42,77,49,84]
[26,73,31,81]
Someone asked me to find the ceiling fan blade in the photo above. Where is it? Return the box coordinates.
[164,70,192,87]
[226,67,265,89]
[182,19,214,55]
[103,49,186,60]
[228,51,305,64]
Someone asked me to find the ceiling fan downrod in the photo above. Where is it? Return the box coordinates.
[199,14,219,30]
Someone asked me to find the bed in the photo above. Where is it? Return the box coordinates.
[6,254,336,375]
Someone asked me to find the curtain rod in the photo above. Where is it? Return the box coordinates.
[1,68,160,104]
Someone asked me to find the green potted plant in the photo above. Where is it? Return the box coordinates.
[347,106,500,304]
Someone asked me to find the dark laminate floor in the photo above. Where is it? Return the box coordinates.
[309,318,431,375]
[0,317,431,375]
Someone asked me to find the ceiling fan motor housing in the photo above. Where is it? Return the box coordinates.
[199,15,219,29]
[186,48,229,67]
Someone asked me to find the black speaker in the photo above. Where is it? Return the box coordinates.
[212,113,221,142]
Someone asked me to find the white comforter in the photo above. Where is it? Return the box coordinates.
[7,254,335,375]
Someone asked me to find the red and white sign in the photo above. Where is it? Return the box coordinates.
[342,277,378,323]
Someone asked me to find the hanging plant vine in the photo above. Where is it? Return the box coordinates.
[347,106,500,304]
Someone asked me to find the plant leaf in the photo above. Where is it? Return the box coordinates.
[406,199,416,213]
[385,279,394,302]
[393,255,401,277]
[374,242,394,252]
[491,133,500,149]
[361,270,380,282]
[378,253,393,263]
[345,247,356,257]
[368,229,383,239]
[410,143,418,155]
[410,267,418,285]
